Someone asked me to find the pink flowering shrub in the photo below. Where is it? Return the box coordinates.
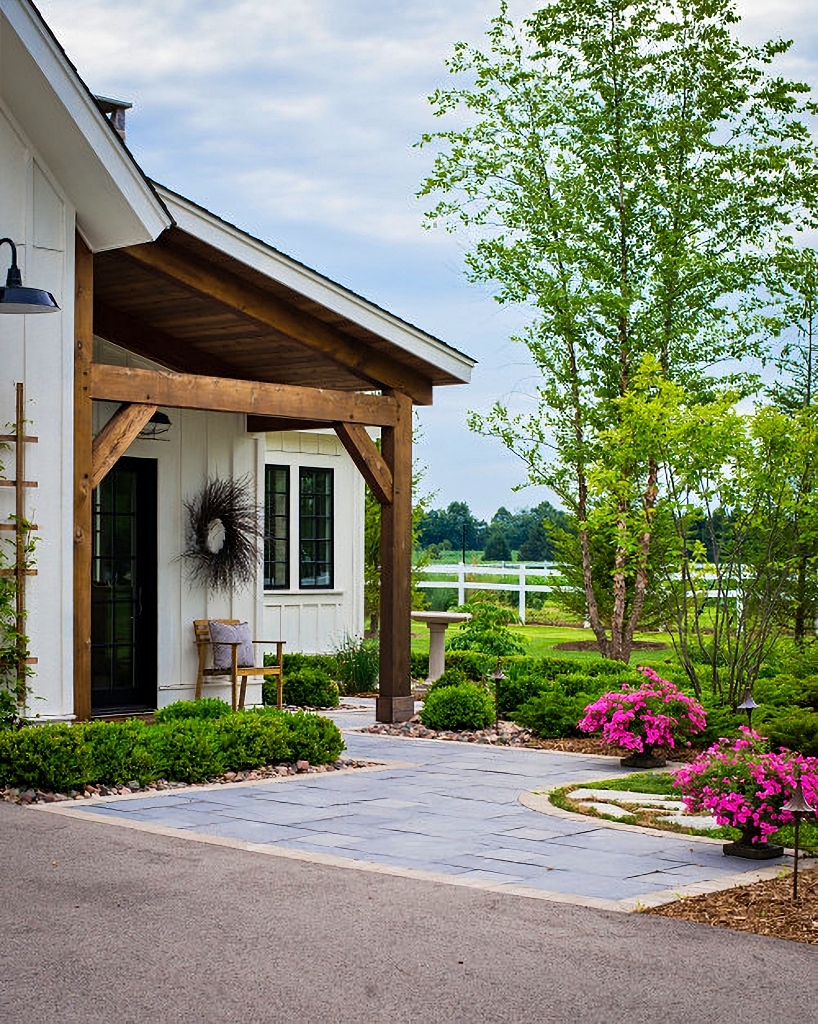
[672,729,818,841]
[577,667,706,752]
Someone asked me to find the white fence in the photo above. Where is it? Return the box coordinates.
[416,563,564,624]
[416,562,749,626]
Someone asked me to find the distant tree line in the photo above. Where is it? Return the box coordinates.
[416,500,570,561]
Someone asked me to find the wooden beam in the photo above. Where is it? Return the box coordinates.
[376,390,414,724]
[247,416,332,433]
[122,241,434,405]
[94,301,238,378]
[91,403,158,490]
[333,422,392,506]
[73,235,94,722]
[90,363,398,427]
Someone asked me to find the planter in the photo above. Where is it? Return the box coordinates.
[620,748,666,769]
[723,824,784,860]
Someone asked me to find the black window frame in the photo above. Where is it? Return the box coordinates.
[299,467,334,589]
[263,464,290,590]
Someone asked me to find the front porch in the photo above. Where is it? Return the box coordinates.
[71,197,473,722]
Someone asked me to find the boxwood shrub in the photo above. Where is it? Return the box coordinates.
[155,698,232,722]
[0,706,344,792]
[428,666,469,692]
[268,667,339,708]
[419,683,496,731]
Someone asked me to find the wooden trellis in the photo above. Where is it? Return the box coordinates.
[0,382,38,701]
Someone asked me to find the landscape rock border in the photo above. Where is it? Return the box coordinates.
[2,757,376,806]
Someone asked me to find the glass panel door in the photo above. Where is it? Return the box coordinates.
[91,457,157,712]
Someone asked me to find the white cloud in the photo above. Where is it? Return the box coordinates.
[32,0,818,517]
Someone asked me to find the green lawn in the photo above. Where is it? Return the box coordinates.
[411,621,679,671]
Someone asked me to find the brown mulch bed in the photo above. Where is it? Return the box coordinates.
[649,866,818,945]
[553,639,668,652]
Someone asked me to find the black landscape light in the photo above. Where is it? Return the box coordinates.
[736,691,759,730]
[492,658,505,727]
[0,238,59,313]
[782,769,815,901]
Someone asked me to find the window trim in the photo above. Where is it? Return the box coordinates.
[298,466,334,590]
[263,464,290,590]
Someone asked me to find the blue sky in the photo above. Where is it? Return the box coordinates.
[37,0,818,520]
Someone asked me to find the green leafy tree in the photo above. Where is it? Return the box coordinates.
[611,366,818,703]
[418,0,818,662]
[763,244,818,643]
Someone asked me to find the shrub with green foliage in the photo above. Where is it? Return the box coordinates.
[765,710,818,757]
[446,600,527,657]
[0,688,19,730]
[214,712,291,771]
[420,682,496,731]
[0,723,91,791]
[269,668,339,708]
[513,690,597,738]
[495,656,638,718]
[82,720,155,786]
[155,698,232,722]
[445,650,494,680]
[332,634,379,694]
[150,718,227,782]
[410,651,430,680]
[280,652,337,677]
[0,707,345,791]
[428,666,469,692]
[281,710,345,763]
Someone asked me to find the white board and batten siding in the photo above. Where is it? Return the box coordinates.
[0,97,77,721]
[95,341,364,709]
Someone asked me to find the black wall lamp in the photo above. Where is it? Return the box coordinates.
[0,238,59,313]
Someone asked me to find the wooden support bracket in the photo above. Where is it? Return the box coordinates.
[333,421,393,506]
[91,403,158,490]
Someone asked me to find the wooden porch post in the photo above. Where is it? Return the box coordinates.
[376,389,413,723]
[73,234,93,721]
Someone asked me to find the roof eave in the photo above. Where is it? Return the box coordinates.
[156,185,475,385]
[1,0,172,251]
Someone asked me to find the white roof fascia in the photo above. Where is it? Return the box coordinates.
[0,1,171,251]
[159,187,474,384]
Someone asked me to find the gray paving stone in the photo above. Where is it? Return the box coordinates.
[69,725,773,906]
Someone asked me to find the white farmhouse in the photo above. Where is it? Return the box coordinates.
[0,0,473,723]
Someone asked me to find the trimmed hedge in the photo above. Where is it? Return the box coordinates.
[419,683,496,731]
[264,667,339,709]
[0,705,344,791]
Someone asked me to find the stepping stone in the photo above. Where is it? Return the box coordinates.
[657,813,720,829]
[583,801,635,820]
[571,789,678,804]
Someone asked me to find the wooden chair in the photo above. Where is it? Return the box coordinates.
[194,619,284,711]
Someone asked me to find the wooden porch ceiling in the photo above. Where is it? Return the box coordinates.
[92,228,445,405]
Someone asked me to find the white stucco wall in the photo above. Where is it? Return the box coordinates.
[0,97,77,721]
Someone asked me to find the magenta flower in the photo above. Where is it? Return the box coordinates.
[578,668,707,753]
[672,729,818,841]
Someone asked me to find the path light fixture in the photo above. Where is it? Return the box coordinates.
[492,657,505,726]
[736,691,759,730]
[0,238,59,313]
[782,769,815,901]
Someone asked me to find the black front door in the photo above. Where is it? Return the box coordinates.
[91,457,157,712]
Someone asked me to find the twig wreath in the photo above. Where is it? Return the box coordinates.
[183,476,262,592]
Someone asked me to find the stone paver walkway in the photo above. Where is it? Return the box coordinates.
[41,701,787,912]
